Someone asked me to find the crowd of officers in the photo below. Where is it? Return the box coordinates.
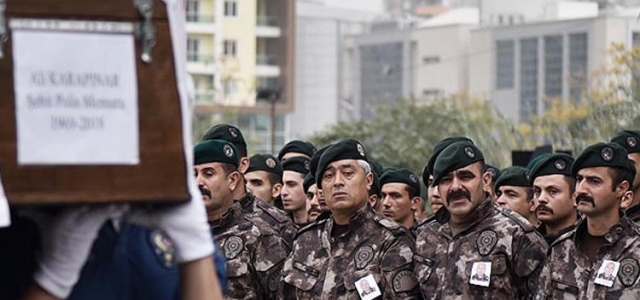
[191,125,640,300]
[7,125,640,299]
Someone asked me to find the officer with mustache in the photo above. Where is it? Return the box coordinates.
[529,153,579,245]
[413,140,547,299]
[537,143,640,299]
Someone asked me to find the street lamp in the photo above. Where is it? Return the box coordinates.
[256,87,281,154]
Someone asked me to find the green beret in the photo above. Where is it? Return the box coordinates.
[423,136,474,187]
[316,139,368,186]
[526,153,552,170]
[309,144,332,181]
[303,173,315,193]
[246,154,283,178]
[528,153,574,183]
[494,166,530,193]
[380,168,421,195]
[194,139,240,167]
[282,156,311,175]
[611,130,640,154]
[432,141,484,186]
[485,164,502,184]
[278,140,317,160]
[571,142,631,176]
[201,124,247,157]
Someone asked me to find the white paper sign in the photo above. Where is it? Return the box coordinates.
[0,171,11,228]
[11,19,139,165]
[595,259,620,287]
[470,261,492,287]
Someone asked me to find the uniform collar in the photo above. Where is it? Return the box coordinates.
[436,197,496,239]
[574,212,634,246]
[215,202,244,228]
[625,204,640,221]
[236,192,255,209]
[326,203,373,238]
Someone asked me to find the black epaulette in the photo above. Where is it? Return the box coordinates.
[255,200,290,224]
[498,207,536,233]
[294,218,325,239]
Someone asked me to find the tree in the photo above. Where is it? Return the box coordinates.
[518,43,640,154]
[310,95,521,175]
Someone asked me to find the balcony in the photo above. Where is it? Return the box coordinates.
[194,89,217,104]
[186,13,216,34]
[256,54,280,77]
[256,15,280,37]
[187,53,216,75]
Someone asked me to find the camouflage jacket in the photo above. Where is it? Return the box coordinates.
[537,216,640,300]
[278,204,421,300]
[625,204,640,222]
[413,199,547,300]
[537,221,578,246]
[212,202,289,300]
[238,192,298,251]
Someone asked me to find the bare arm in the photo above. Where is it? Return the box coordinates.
[20,284,59,300]
[180,256,224,300]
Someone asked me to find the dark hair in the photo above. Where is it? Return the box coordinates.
[608,167,632,191]
[563,176,576,195]
[405,185,420,199]
[220,162,238,176]
[526,188,534,202]
[266,172,283,185]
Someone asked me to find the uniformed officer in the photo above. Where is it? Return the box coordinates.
[414,140,547,299]
[308,144,332,220]
[245,154,283,206]
[202,124,297,251]
[379,168,422,229]
[485,164,502,201]
[368,161,385,213]
[422,136,474,215]
[537,142,640,299]
[303,173,323,223]
[278,140,317,162]
[194,139,288,299]
[494,166,538,226]
[278,139,420,299]
[611,130,640,221]
[281,157,312,226]
[529,153,579,245]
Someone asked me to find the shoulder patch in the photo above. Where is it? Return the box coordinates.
[499,207,535,232]
[255,200,290,223]
[149,229,176,269]
[374,215,408,237]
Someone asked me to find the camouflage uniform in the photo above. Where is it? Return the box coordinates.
[238,192,298,251]
[537,222,578,246]
[537,216,640,299]
[278,205,420,299]
[625,205,640,222]
[414,199,547,300]
[212,201,289,300]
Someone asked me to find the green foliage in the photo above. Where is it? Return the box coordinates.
[310,95,521,175]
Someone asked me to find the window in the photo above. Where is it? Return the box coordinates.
[224,39,237,57]
[186,0,199,22]
[496,40,514,89]
[422,56,440,65]
[520,38,538,123]
[187,37,199,62]
[569,33,588,103]
[223,79,238,96]
[544,35,563,108]
[224,0,237,17]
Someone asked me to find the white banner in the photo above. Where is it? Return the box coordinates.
[11,20,139,165]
